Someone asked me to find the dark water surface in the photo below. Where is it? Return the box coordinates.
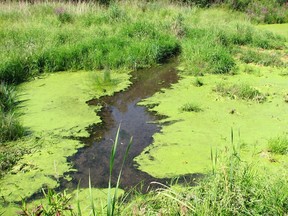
[63,60,202,192]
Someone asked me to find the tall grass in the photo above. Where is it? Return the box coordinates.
[1,1,286,83]
[0,83,24,143]
[0,2,180,84]
[268,135,288,155]
[214,82,266,103]
[122,138,288,215]
[239,49,286,67]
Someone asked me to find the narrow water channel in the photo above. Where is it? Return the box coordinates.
[63,60,201,191]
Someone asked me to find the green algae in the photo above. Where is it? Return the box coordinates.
[0,137,81,203]
[0,70,130,210]
[18,71,130,138]
[71,188,124,215]
[136,65,288,178]
[135,23,288,178]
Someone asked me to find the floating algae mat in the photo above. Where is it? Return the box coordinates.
[0,70,130,205]
[136,65,288,178]
[135,23,288,178]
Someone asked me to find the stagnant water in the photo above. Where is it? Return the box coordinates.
[62,60,202,192]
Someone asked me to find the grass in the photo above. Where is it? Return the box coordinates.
[0,82,24,143]
[17,129,288,215]
[0,112,25,143]
[1,0,288,214]
[268,135,288,155]
[180,103,202,112]
[0,2,180,84]
[0,2,286,83]
[192,77,204,87]
[121,143,288,215]
[0,82,18,113]
[239,49,286,67]
[214,82,266,103]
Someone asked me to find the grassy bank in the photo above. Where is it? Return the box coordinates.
[19,140,288,215]
[0,0,288,214]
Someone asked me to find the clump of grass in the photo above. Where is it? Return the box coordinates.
[182,35,236,75]
[170,14,186,38]
[54,7,73,24]
[0,112,25,143]
[268,135,288,155]
[239,49,285,67]
[180,103,202,112]
[122,143,288,215]
[0,82,24,143]
[0,82,17,113]
[243,64,260,75]
[214,83,266,102]
[21,189,73,216]
[0,142,30,177]
[193,77,204,87]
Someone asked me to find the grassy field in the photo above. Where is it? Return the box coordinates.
[0,0,288,215]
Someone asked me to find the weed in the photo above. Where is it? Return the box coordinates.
[243,64,260,74]
[20,189,73,216]
[0,82,17,113]
[123,138,288,215]
[193,77,204,87]
[239,49,285,67]
[180,103,202,112]
[55,7,73,24]
[107,125,133,216]
[0,112,25,143]
[0,82,24,143]
[170,14,186,38]
[214,83,266,102]
[268,135,288,155]
[0,143,29,177]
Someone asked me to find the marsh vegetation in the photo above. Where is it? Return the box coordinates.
[0,0,288,215]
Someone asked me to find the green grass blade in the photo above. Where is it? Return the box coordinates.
[77,181,82,216]
[111,136,133,215]
[107,124,121,216]
[89,171,96,216]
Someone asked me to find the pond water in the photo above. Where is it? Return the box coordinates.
[62,60,201,191]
